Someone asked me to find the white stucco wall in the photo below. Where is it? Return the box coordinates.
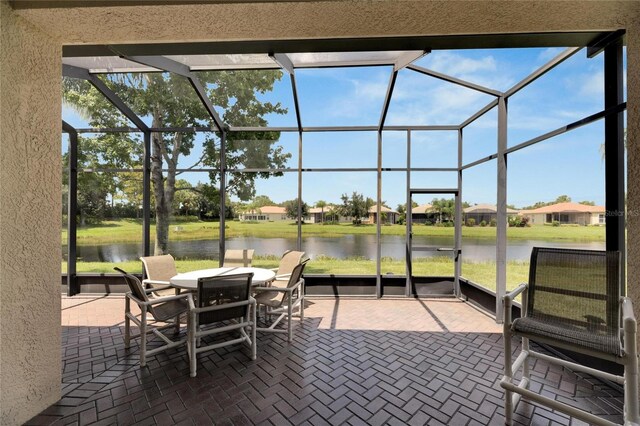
[1,0,639,423]
[0,2,62,424]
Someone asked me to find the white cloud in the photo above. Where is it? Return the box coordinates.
[577,70,604,98]
[536,47,565,64]
[351,78,389,101]
[428,52,497,77]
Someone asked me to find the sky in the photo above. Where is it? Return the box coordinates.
[62,46,627,210]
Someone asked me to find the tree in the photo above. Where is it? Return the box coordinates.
[338,192,373,225]
[283,199,309,223]
[247,195,275,210]
[396,201,418,225]
[173,180,200,216]
[117,172,147,218]
[63,70,289,254]
[325,205,340,223]
[315,200,327,223]
[63,133,122,225]
[522,195,576,210]
[431,198,455,223]
[579,200,596,206]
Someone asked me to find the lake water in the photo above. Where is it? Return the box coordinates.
[66,235,604,263]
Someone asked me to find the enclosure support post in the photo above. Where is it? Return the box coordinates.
[405,130,412,297]
[496,96,508,322]
[455,128,463,298]
[219,131,227,266]
[604,39,626,293]
[376,131,382,298]
[63,121,79,296]
[297,132,303,251]
[143,131,151,258]
[377,71,397,298]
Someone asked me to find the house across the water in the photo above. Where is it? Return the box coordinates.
[463,204,519,224]
[520,202,606,226]
[238,206,288,222]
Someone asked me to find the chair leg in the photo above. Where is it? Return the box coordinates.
[300,283,305,322]
[503,331,513,425]
[522,337,530,381]
[251,302,257,360]
[124,297,131,349]
[287,299,293,342]
[140,308,147,367]
[623,323,640,423]
[189,312,197,378]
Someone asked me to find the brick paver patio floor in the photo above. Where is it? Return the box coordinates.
[27,296,623,425]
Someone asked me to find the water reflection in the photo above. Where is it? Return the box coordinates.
[65,235,604,263]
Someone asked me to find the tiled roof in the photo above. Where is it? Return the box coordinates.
[521,202,605,214]
[464,203,519,214]
[411,204,433,214]
[369,205,397,214]
[244,205,286,214]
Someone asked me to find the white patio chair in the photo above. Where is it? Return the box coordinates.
[187,272,257,377]
[270,250,306,287]
[223,249,255,267]
[254,260,307,342]
[501,247,639,425]
[114,267,189,368]
[140,254,179,297]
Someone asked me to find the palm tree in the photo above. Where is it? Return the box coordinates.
[315,200,327,223]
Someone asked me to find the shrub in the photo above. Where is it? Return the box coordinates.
[480,220,487,227]
[490,218,497,227]
[552,220,560,227]
[466,218,476,227]
[509,216,529,227]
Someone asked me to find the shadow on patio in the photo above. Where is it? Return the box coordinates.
[28,296,623,425]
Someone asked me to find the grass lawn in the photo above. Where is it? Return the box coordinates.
[63,218,606,245]
[65,256,530,294]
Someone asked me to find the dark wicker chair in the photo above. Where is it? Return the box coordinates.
[501,248,638,425]
[114,267,189,367]
[187,272,256,377]
[254,260,307,342]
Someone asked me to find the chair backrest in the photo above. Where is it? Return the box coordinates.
[114,267,150,304]
[196,273,253,325]
[140,254,177,282]
[278,260,307,304]
[223,249,254,267]
[277,250,306,276]
[526,247,620,339]
[286,260,307,289]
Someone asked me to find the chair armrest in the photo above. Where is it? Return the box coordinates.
[621,297,637,333]
[275,273,291,280]
[254,279,302,293]
[190,299,253,314]
[143,279,171,286]
[503,283,527,326]
[143,285,172,294]
[144,293,189,306]
[125,291,145,306]
[504,283,528,303]
[270,267,279,272]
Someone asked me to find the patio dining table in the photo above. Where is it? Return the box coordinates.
[169,267,276,291]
